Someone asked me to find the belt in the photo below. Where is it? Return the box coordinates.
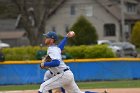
[50,68,69,75]
[57,68,69,74]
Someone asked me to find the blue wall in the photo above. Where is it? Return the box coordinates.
[0,64,45,85]
[0,61,140,85]
[69,61,140,81]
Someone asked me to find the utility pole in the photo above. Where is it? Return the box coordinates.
[121,0,125,41]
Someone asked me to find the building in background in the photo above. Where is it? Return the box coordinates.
[45,0,140,42]
[0,19,29,47]
[0,0,140,47]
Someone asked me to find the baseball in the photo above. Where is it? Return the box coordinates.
[69,31,75,36]
[67,31,75,38]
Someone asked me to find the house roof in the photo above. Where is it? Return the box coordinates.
[0,19,26,39]
[0,31,26,39]
[97,0,140,21]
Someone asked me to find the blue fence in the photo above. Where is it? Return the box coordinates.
[0,60,140,85]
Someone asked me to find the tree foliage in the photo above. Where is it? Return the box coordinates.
[131,21,140,48]
[0,1,18,18]
[69,15,98,45]
[11,0,65,45]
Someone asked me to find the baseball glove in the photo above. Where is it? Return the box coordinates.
[40,55,52,69]
[42,55,52,62]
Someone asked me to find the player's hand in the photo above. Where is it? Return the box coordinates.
[40,62,45,68]
[40,62,49,69]
[41,55,52,62]
[66,31,75,38]
[42,56,46,62]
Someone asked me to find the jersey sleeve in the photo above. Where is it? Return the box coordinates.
[44,59,60,67]
[58,36,68,50]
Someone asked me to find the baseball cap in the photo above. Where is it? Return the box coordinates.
[43,31,58,40]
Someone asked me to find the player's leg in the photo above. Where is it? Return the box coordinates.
[44,71,53,81]
[63,80,82,93]
[85,90,108,93]
[43,71,66,93]
[63,70,103,93]
[61,87,66,93]
[63,72,98,93]
[62,70,82,93]
[38,73,66,93]
[63,79,99,93]
[43,71,53,93]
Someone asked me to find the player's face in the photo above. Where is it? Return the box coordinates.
[44,38,54,46]
[44,38,50,45]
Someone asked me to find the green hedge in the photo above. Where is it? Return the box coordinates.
[65,45,116,59]
[2,45,116,61]
[2,46,47,61]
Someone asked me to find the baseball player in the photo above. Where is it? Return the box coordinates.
[38,31,107,93]
[43,32,73,93]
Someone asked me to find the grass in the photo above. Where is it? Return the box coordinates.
[77,80,140,89]
[0,80,140,91]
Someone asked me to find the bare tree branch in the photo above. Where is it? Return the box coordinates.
[11,0,66,45]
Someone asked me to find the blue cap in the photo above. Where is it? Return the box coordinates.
[43,31,58,40]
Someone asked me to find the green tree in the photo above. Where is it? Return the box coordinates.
[69,15,98,45]
[131,21,140,48]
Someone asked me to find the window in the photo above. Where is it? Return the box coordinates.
[126,3,137,13]
[70,5,76,15]
[85,6,93,17]
[51,26,56,32]
[104,24,116,36]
